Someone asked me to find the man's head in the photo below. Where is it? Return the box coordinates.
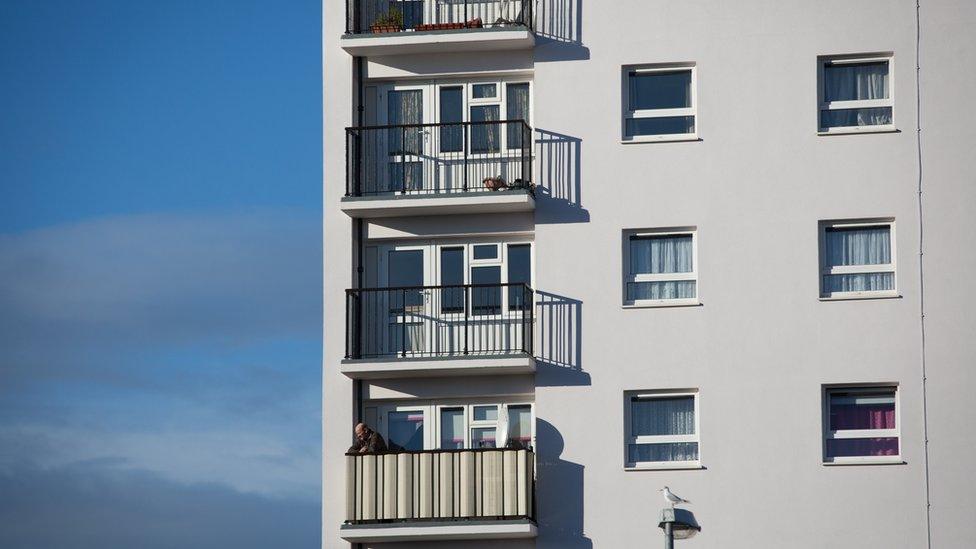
[354,422,370,441]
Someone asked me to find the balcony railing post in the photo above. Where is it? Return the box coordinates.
[401,288,407,357]
[401,126,407,194]
[345,290,350,358]
[464,285,470,355]
[528,287,534,356]
[463,124,469,191]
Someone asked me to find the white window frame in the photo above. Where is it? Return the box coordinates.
[624,389,701,470]
[622,227,699,308]
[621,63,698,143]
[822,384,901,465]
[366,399,536,451]
[818,218,897,300]
[817,53,895,135]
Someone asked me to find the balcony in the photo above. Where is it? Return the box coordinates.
[342,283,535,378]
[342,120,535,218]
[341,448,536,543]
[341,0,534,56]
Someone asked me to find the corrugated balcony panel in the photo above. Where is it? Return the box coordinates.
[344,448,535,524]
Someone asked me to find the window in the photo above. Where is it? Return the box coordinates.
[823,386,900,463]
[819,220,896,298]
[506,83,530,149]
[623,64,696,141]
[623,229,698,306]
[818,54,893,133]
[439,403,533,450]
[625,391,700,469]
[439,86,463,153]
[472,83,498,100]
[507,244,532,311]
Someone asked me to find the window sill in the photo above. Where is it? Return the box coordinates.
[625,463,705,472]
[817,126,899,136]
[822,457,905,466]
[623,299,702,309]
[819,292,901,302]
[621,135,701,144]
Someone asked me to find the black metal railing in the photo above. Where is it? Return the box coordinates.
[345,0,533,35]
[346,120,533,197]
[346,283,534,359]
[345,448,535,524]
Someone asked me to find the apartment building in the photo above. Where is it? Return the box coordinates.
[323,1,976,547]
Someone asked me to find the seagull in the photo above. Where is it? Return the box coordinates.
[660,486,691,508]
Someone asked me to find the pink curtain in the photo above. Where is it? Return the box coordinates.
[829,403,895,430]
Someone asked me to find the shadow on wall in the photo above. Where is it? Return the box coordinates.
[534,0,589,62]
[535,418,592,548]
[534,129,589,225]
[535,291,589,386]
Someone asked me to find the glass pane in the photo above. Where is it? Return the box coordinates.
[506,83,530,149]
[388,250,424,287]
[824,61,889,102]
[631,396,695,436]
[388,161,423,192]
[823,273,894,293]
[471,428,497,448]
[472,83,497,98]
[471,266,501,315]
[630,235,693,274]
[625,116,695,137]
[440,408,465,449]
[473,405,498,422]
[387,90,423,155]
[629,442,699,463]
[388,410,425,451]
[506,405,532,449]
[388,250,424,311]
[629,70,692,110]
[470,105,500,153]
[821,107,892,128]
[440,247,464,313]
[473,244,498,259]
[508,244,532,310]
[829,390,896,430]
[627,281,697,301]
[826,437,899,458]
[825,226,891,267]
[439,86,463,153]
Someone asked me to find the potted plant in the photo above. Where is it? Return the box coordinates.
[370,8,404,34]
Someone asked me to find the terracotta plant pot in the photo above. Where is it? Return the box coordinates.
[416,22,465,31]
[370,24,402,34]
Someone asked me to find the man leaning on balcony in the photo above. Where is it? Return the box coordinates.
[350,422,387,453]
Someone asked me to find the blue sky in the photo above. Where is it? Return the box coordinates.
[0,1,322,547]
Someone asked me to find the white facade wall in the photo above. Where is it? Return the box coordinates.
[324,1,976,547]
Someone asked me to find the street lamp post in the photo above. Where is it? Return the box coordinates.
[658,508,700,548]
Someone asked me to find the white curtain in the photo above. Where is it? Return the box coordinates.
[629,442,699,463]
[825,62,889,102]
[439,408,465,449]
[506,83,530,149]
[388,90,422,154]
[824,273,894,293]
[507,405,532,445]
[825,226,890,266]
[471,105,500,153]
[824,226,893,292]
[630,235,693,274]
[631,396,695,436]
[823,61,891,127]
[627,281,696,300]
